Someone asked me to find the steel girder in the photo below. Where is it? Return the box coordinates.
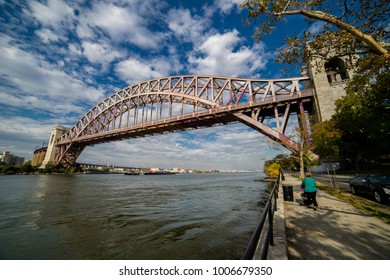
[55,75,315,166]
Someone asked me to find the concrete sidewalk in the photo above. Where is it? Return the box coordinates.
[273,173,390,260]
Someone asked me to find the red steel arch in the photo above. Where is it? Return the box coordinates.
[55,75,316,166]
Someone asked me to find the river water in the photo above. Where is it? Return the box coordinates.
[0,172,269,260]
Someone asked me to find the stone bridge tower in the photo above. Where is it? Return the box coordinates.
[305,52,358,121]
[40,125,70,168]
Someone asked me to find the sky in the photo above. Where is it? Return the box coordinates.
[0,0,313,170]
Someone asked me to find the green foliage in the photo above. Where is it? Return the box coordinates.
[276,154,300,170]
[42,163,56,174]
[241,0,389,72]
[19,162,35,173]
[0,161,82,175]
[68,166,83,173]
[333,69,390,168]
[311,64,390,169]
[264,154,300,175]
[265,152,305,176]
[311,120,342,158]
[0,162,38,174]
[41,163,66,174]
[1,164,19,175]
[243,1,389,172]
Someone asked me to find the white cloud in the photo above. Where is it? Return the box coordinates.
[28,0,75,29]
[0,115,52,140]
[115,57,175,84]
[308,21,325,35]
[68,43,82,56]
[0,115,56,159]
[213,0,243,14]
[0,35,104,115]
[82,41,123,67]
[25,0,81,62]
[188,30,269,77]
[167,8,211,43]
[35,28,60,43]
[77,2,162,49]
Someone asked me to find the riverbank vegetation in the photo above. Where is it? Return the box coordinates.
[264,154,303,178]
[0,162,82,175]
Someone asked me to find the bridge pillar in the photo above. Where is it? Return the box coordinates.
[305,52,357,121]
[40,125,70,168]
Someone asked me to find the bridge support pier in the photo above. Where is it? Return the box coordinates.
[40,125,70,168]
[55,144,85,168]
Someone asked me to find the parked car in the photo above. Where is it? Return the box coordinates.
[349,175,390,204]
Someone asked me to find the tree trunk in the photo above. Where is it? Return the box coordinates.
[300,142,305,179]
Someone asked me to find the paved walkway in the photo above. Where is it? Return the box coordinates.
[277,174,390,260]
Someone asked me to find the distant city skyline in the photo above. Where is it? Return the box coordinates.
[0,0,314,170]
[0,150,25,166]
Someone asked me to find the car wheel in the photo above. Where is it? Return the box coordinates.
[350,186,358,195]
[374,191,383,204]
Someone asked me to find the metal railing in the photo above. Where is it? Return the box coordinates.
[243,173,281,259]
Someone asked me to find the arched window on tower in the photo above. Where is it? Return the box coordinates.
[324,57,349,85]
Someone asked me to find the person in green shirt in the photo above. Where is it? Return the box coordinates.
[301,173,318,210]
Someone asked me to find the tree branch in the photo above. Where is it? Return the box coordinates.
[275,9,389,56]
[282,0,291,13]
[340,0,349,20]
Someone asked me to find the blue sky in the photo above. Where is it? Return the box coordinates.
[0,0,313,170]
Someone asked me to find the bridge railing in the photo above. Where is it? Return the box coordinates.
[243,173,281,260]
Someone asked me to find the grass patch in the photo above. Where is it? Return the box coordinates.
[317,183,390,224]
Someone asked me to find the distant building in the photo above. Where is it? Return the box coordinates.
[0,151,12,164]
[0,151,25,166]
[14,156,25,166]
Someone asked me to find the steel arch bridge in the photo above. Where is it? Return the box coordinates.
[54,75,316,167]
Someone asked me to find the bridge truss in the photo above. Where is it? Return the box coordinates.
[55,75,316,167]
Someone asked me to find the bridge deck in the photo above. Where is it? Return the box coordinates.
[58,90,314,146]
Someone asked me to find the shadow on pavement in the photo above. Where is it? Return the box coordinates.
[282,174,390,260]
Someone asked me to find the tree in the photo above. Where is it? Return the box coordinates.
[19,162,35,173]
[265,162,281,178]
[274,153,300,171]
[243,0,389,170]
[311,119,342,159]
[288,123,316,178]
[310,66,390,170]
[41,163,65,174]
[1,164,18,175]
[241,0,389,70]
[333,70,390,169]
[265,154,301,176]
